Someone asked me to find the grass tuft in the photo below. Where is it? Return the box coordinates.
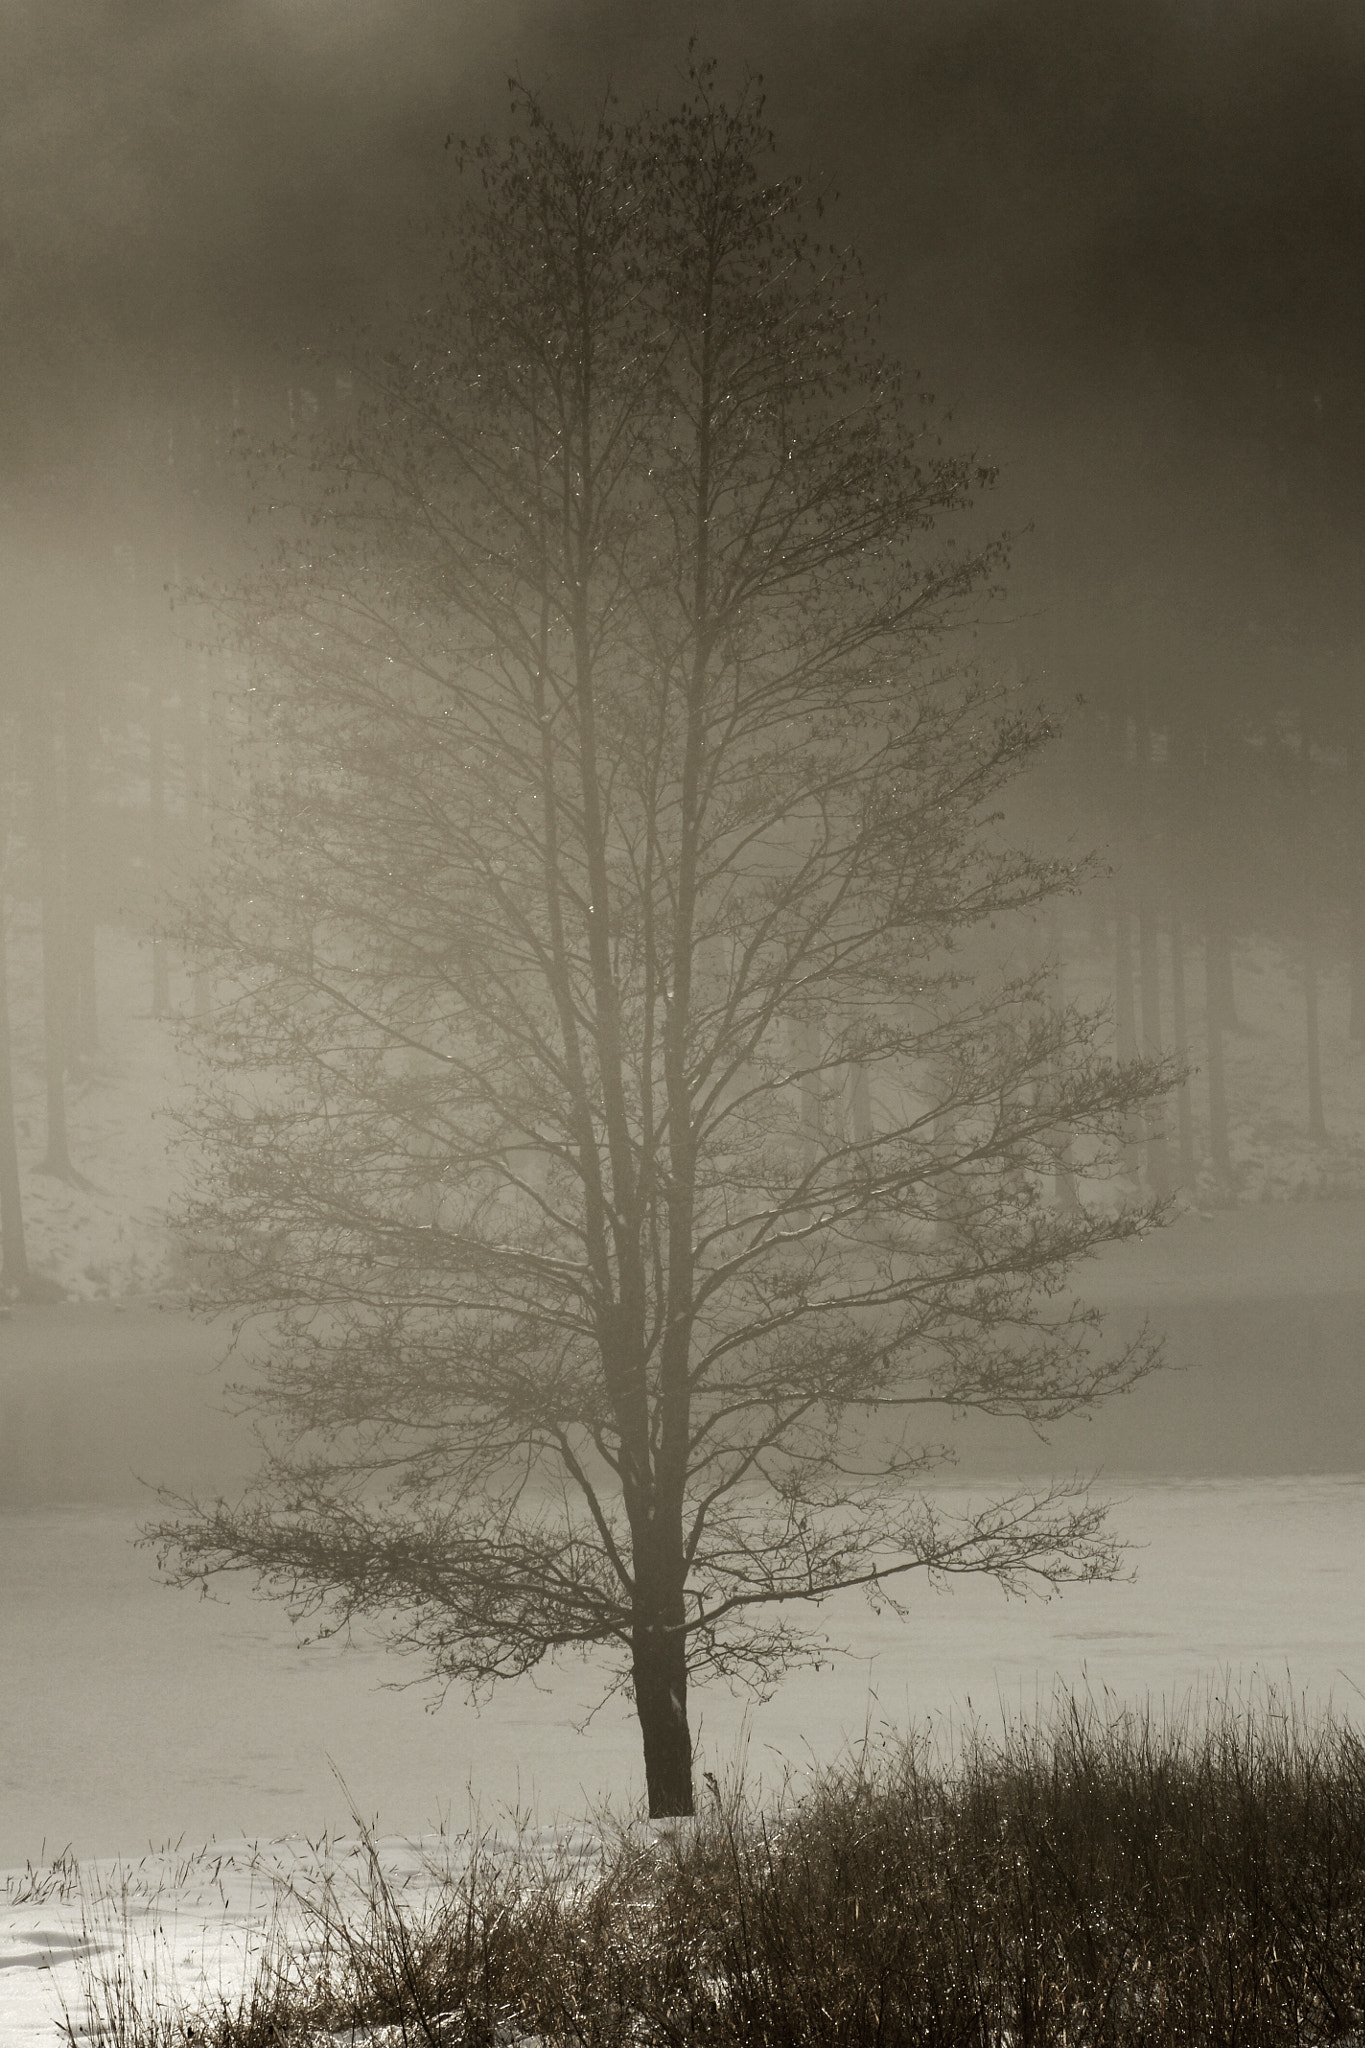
[69,1682,1365,2046]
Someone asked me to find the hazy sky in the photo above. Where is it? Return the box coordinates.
[4,0,1364,699]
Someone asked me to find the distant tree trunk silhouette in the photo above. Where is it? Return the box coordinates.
[1112,708,1138,1068]
[1168,900,1196,1190]
[792,1011,825,1160]
[1205,724,1240,1034]
[1349,715,1364,1044]
[1207,923,1238,1032]
[0,872,29,1293]
[1199,719,1232,1190]
[1044,903,1080,1214]
[1114,867,1137,1060]
[147,663,170,1019]
[179,651,212,1018]
[1134,696,1170,1196]
[1164,708,1197,1192]
[1109,705,1142,1185]
[64,668,98,1058]
[28,684,77,1180]
[1300,706,1327,1142]
[1203,943,1232,1188]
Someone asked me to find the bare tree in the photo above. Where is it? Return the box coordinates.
[151,66,1171,1817]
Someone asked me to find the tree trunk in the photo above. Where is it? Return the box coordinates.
[1137,890,1170,1195]
[1348,724,1364,1043]
[148,666,170,1019]
[0,891,29,1292]
[794,1011,823,1157]
[1199,723,1239,1031]
[1305,929,1327,1141]
[1113,878,1138,1066]
[1044,905,1079,1213]
[1207,922,1237,1032]
[29,686,76,1180]
[632,1614,694,1817]
[1204,920,1232,1187]
[848,1059,871,1144]
[1110,708,1141,1182]
[1193,716,1233,1197]
[1300,707,1327,1142]
[1132,700,1170,1196]
[1204,744,1238,1034]
[64,672,98,1058]
[1168,902,1196,1189]
[932,1091,967,1242]
[184,652,211,1019]
[1163,707,1198,1194]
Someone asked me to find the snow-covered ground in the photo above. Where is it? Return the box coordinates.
[0,1821,607,2046]
[4,1475,1365,2040]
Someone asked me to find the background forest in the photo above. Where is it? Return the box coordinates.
[3,0,1365,1301]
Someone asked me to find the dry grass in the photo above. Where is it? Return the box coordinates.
[68,1685,1365,2046]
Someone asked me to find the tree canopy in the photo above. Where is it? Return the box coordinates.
[151,60,1171,1817]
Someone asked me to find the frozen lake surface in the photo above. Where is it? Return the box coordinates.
[2,1474,1364,2041]
[4,1476,1363,1869]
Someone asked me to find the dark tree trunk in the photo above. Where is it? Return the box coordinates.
[184,652,211,1019]
[1351,886,1365,1043]
[148,666,170,1019]
[1113,878,1138,1065]
[1162,705,1198,1191]
[1204,744,1239,1034]
[1085,875,1107,955]
[1137,896,1171,1193]
[1348,726,1364,1043]
[1168,903,1197,1189]
[1300,707,1327,1142]
[64,672,98,1057]
[1207,922,1238,1032]
[1204,921,1232,1187]
[29,687,76,1180]
[1133,701,1170,1195]
[1048,1123,1080,1213]
[1194,716,1233,1195]
[848,1058,871,1145]
[1305,931,1327,1141]
[933,1094,967,1242]
[1201,724,1240,1032]
[1044,906,1079,1213]
[795,1011,823,1157]
[1110,704,1137,1062]
[0,892,29,1292]
[1110,708,1141,1182]
[632,1613,694,1817]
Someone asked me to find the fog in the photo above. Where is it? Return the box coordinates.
[2,0,1364,1909]
[7,0,1365,628]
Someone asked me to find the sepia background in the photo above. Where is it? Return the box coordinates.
[2,0,1363,1882]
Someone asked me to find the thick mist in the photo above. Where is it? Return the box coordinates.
[6,0,1365,644]
[2,0,1363,1961]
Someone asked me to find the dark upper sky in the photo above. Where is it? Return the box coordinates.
[4,0,1364,707]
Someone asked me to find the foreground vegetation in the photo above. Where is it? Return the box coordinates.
[74,1688,1365,2047]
